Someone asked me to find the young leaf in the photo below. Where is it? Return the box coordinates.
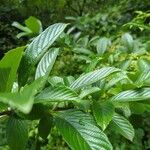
[93,101,114,130]
[55,110,113,150]
[0,77,45,114]
[112,113,134,141]
[6,117,28,150]
[25,16,42,34]
[111,88,150,102]
[70,67,120,90]
[35,48,59,79]
[38,115,53,139]
[35,86,80,103]
[0,47,24,92]
[18,23,67,86]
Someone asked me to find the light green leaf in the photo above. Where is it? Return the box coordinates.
[96,37,111,55]
[136,70,150,86]
[55,110,113,150]
[6,117,28,150]
[119,59,132,70]
[122,33,134,52]
[12,21,31,34]
[79,87,100,98]
[112,113,134,141]
[25,16,42,34]
[93,101,114,130]
[35,48,59,79]
[48,76,64,86]
[111,88,150,102]
[73,48,94,55]
[35,86,80,103]
[105,73,129,90]
[70,67,120,90]
[137,59,150,72]
[18,23,67,86]
[0,77,45,114]
[0,47,24,92]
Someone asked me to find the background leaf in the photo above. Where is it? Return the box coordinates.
[96,37,111,55]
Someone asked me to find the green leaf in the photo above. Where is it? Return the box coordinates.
[119,59,132,70]
[12,22,31,34]
[79,87,100,98]
[105,73,129,90]
[38,115,53,139]
[136,70,150,86]
[18,23,67,86]
[0,116,7,146]
[35,48,59,79]
[111,88,150,102]
[35,86,80,103]
[73,48,94,55]
[96,37,111,55]
[0,47,24,92]
[70,67,120,90]
[93,101,114,130]
[48,76,64,86]
[6,117,28,150]
[25,16,42,34]
[0,77,45,114]
[55,110,113,150]
[25,23,67,64]
[122,33,134,52]
[112,113,134,141]
[137,58,150,72]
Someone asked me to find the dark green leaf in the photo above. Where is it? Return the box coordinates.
[38,115,53,139]
[6,117,28,150]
